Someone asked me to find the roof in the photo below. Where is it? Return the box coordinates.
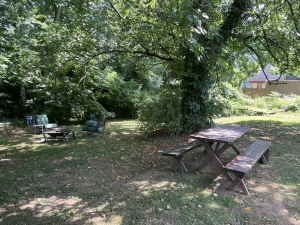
[250,65,285,83]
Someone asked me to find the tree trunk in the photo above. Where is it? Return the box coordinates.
[180,0,251,132]
[54,5,61,21]
[180,52,214,133]
[19,86,26,117]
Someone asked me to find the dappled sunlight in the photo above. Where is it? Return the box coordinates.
[207,202,222,210]
[1,116,300,224]
[0,191,127,225]
[248,180,299,224]
[127,180,172,196]
[86,214,123,225]
[211,170,300,224]
[0,195,125,225]
[19,196,84,218]
[0,158,12,162]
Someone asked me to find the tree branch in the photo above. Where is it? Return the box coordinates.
[284,0,299,34]
[219,0,251,43]
[107,1,122,19]
[244,42,270,84]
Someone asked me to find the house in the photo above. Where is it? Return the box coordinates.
[242,65,285,89]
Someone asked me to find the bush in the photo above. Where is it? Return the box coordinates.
[227,91,300,116]
[137,85,182,135]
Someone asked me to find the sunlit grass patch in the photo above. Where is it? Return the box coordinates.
[0,114,299,224]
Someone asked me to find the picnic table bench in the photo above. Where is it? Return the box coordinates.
[159,139,202,173]
[191,125,271,195]
[224,139,271,195]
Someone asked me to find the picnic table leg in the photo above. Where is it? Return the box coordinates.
[195,141,237,182]
[231,144,241,155]
[193,156,213,172]
[61,132,66,143]
[227,172,249,195]
[202,141,224,167]
[178,161,188,173]
[193,142,231,172]
[171,155,188,173]
[259,149,269,164]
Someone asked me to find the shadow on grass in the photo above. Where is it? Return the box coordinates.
[0,119,300,224]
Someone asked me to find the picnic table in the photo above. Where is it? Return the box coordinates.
[190,125,250,172]
[190,125,271,195]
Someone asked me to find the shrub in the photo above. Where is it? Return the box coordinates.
[137,85,182,135]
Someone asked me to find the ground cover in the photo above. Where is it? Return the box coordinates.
[0,114,300,224]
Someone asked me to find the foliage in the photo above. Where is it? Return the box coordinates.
[226,91,300,116]
[96,67,139,119]
[0,0,299,131]
[138,85,182,135]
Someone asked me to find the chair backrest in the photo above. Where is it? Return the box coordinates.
[90,114,97,121]
[35,115,49,125]
[26,116,36,127]
[97,117,106,132]
[97,117,106,125]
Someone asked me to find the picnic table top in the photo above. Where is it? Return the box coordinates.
[190,125,250,144]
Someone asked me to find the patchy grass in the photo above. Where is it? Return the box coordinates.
[0,113,300,224]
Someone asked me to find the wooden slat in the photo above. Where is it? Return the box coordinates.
[161,139,201,157]
[190,125,250,144]
[225,140,271,174]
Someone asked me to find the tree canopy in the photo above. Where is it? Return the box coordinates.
[0,0,299,132]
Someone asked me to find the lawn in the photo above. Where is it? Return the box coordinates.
[0,113,300,225]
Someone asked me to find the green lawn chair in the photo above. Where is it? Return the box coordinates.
[26,114,57,134]
[82,115,106,135]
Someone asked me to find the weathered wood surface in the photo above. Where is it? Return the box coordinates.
[160,139,202,173]
[190,125,250,144]
[161,139,202,157]
[224,140,271,195]
[225,140,271,174]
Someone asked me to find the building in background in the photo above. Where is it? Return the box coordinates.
[242,65,300,97]
[242,65,285,89]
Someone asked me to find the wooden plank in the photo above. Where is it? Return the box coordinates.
[190,125,250,144]
[161,139,201,157]
[160,139,202,173]
[225,140,271,174]
[224,140,271,195]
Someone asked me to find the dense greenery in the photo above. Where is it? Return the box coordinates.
[227,90,300,116]
[0,0,299,132]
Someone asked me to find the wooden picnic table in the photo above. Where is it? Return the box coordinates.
[190,125,250,172]
[190,125,271,195]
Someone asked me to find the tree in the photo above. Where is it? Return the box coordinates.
[85,0,299,132]
[0,0,110,120]
[1,0,299,131]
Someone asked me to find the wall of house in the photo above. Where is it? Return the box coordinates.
[243,81,300,97]
[251,83,258,88]
[242,88,268,97]
[248,82,267,89]
[268,80,300,95]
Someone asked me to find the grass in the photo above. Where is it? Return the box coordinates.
[0,113,300,224]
